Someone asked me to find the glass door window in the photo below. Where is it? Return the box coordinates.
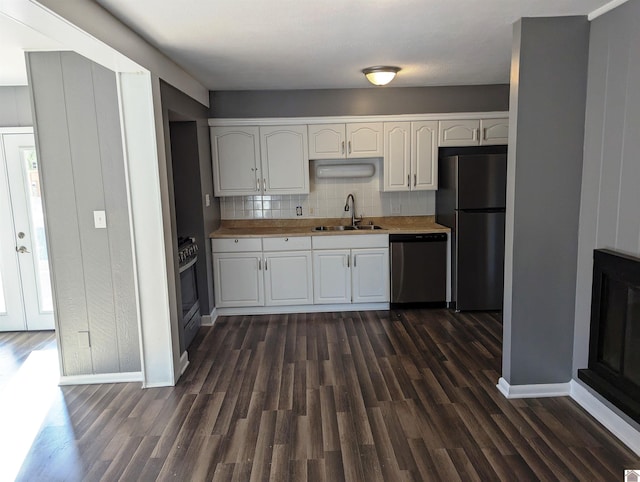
[0,130,54,331]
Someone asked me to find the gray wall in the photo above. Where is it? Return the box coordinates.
[160,81,219,320]
[502,17,589,385]
[27,51,140,376]
[0,86,32,126]
[210,85,509,118]
[573,0,640,428]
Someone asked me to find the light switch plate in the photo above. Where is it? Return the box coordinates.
[93,210,107,229]
[205,194,211,207]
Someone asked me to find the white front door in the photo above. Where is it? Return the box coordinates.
[0,129,54,331]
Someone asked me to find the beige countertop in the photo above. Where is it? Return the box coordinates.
[209,216,450,238]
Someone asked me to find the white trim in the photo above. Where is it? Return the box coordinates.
[179,351,189,375]
[208,112,509,127]
[570,380,640,456]
[496,377,571,399]
[0,127,33,135]
[59,371,143,386]
[201,308,218,326]
[215,302,389,317]
[588,0,630,20]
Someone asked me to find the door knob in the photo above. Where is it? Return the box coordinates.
[16,246,30,254]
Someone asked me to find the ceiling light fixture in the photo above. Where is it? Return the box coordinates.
[362,66,401,86]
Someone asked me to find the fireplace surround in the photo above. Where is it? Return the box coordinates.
[578,249,640,424]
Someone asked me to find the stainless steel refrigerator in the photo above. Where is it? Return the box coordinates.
[436,146,507,311]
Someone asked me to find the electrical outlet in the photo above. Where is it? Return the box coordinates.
[296,206,303,216]
[309,207,314,215]
[205,194,211,207]
[391,204,401,215]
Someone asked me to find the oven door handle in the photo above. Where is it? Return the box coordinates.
[179,256,198,273]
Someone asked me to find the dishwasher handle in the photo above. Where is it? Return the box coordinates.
[389,233,447,243]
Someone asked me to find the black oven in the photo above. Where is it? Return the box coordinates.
[178,237,200,350]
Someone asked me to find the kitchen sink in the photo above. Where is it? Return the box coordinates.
[312,225,357,231]
[312,225,383,231]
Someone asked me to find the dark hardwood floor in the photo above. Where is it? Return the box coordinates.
[3,309,639,481]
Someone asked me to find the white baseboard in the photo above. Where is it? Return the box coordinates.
[496,377,571,399]
[59,371,143,386]
[201,308,218,326]
[179,351,189,375]
[496,377,640,456]
[570,380,640,456]
[215,302,389,317]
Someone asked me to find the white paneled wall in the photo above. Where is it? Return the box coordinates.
[220,159,435,220]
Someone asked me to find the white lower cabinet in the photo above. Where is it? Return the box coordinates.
[313,248,390,304]
[213,252,264,307]
[351,249,390,303]
[264,251,313,306]
[213,234,390,310]
[312,235,390,305]
[313,250,351,304]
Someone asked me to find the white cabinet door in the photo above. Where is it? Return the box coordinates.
[260,125,309,195]
[351,248,389,303]
[213,252,264,307]
[264,251,313,306]
[346,122,383,158]
[480,118,509,145]
[307,124,345,159]
[412,121,438,191]
[211,126,260,196]
[439,120,480,147]
[383,122,411,192]
[313,250,351,304]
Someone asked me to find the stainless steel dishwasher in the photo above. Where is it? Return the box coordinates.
[390,233,447,304]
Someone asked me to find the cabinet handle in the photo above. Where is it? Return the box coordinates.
[414,174,417,186]
[483,127,487,141]
[348,141,352,154]
[407,174,410,187]
[353,255,356,268]
[256,178,260,191]
[341,141,345,154]
[258,258,261,270]
[265,258,268,270]
[263,178,266,191]
[346,255,350,268]
[473,128,479,141]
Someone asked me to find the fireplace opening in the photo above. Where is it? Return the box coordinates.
[578,249,640,423]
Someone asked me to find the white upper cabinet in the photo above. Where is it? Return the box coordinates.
[260,125,309,195]
[307,124,345,159]
[211,126,261,196]
[412,121,438,190]
[211,124,309,196]
[346,123,383,157]
[383,122,411,191]
[480,118,509,145]
[439,118,509,147]
[439,119,479,147]
[384,121,437,192]
[308,122,383,159]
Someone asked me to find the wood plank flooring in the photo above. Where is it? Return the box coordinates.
[4,309,640,481]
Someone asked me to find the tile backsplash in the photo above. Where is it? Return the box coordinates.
[220,158,435,220]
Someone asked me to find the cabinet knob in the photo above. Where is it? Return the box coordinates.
[234,239,239,243]
[284,238,289,242]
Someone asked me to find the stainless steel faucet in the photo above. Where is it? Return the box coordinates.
[344,193,361,226]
